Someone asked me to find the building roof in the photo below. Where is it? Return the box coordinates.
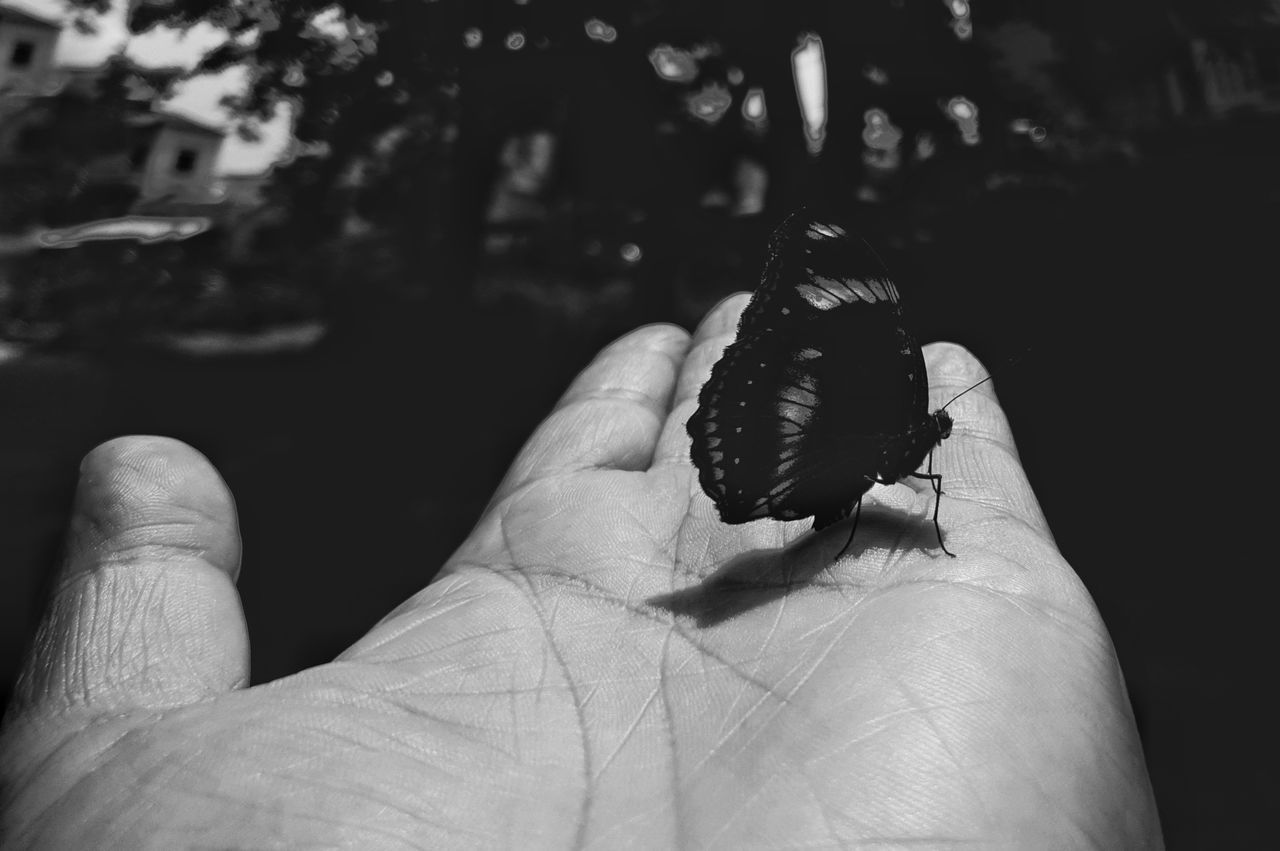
[0,3,62,30]
[161,110,228,137]
[128,109,228,138]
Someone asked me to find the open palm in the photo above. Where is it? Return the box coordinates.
[1,295,1161,849]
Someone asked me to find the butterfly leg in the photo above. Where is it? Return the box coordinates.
[834,498,863,559]
[906,451,945,494]
[908,467,953,557]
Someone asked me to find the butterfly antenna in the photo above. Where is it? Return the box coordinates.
[940,374,995,410]
[834,499,862,560]
[939,346,1033,411]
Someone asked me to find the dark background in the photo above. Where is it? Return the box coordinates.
[1,1,1274,845]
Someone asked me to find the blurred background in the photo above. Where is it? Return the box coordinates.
[1,0,1273,844]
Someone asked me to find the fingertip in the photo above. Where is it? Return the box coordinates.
[693,292,752,344]
[11,435,251,716]
[922,342,1011,450]
[653,293,752,467]
[922,344,1052,541]
[81,433,202,473]
[677,293,751,408]
[597,322,691,362]
[80,434,222,490]
[72,435,241,582]
[924,341,994,397]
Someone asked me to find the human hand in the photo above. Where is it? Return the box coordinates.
[0,295,1161,848]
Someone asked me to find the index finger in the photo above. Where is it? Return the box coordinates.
[485,323,690,507]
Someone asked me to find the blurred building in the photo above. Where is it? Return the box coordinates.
[1184,29,1280,118]
[1104,23,1280,130]
[0,2,278,252]
[126,110,227,204]
[0,3,60,96]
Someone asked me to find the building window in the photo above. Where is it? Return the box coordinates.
[173,148,198,174]
[9,40,35,69]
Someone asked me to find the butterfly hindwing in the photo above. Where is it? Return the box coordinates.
[688,332,820,523]
[689,304,929,525]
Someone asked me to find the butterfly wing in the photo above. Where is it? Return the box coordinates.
[687,213,935,527]
[687,331,822,523]
[734,211,896,336]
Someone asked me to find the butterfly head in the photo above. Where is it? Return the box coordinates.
[932,409,954,443]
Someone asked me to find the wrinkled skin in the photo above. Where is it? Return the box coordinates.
[0,295,1162,849]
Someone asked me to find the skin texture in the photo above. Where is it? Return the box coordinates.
[0,295,1163,849]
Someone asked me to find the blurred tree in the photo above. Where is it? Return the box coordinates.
[61,0,1275,327]
[2,235,221,348]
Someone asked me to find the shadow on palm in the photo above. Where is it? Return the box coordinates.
[651,503,948,627]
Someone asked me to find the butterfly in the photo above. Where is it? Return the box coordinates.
[686,210,956,556]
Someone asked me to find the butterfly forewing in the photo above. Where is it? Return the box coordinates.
[736,212,903,337]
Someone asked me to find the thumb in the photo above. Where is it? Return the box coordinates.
[7,436,249,719]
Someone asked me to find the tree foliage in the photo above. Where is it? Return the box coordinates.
[46,0,1277,320]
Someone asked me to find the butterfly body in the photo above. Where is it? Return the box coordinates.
[687,212,953,550]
